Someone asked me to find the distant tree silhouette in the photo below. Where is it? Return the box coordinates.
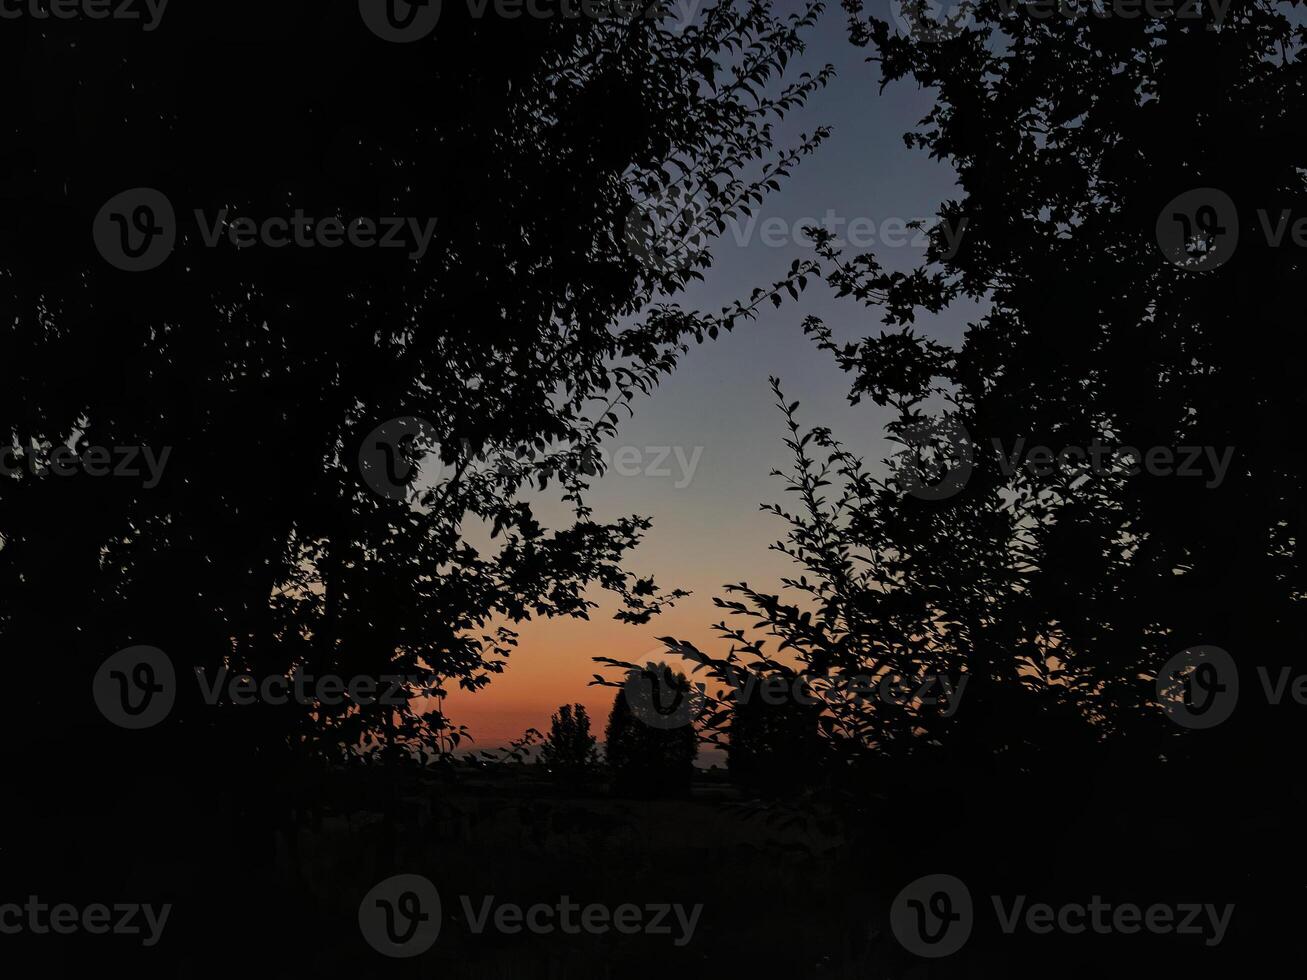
[604,666,698,798]
[540,703,599,783]
[726,673,823,797]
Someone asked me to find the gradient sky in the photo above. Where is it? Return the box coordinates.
[443,2,980,751]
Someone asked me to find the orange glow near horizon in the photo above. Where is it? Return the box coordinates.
[440,594,715,751]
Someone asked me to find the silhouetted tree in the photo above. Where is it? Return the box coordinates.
[0,4,829,972]
[628,1,1304,971]
[604,666,698,798]
[540,703,599,783]
[0,7,829,769]
[726,674,823,797]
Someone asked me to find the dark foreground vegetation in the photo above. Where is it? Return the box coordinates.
[4,0,1305,975]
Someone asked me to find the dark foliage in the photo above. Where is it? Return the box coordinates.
[604,666,698,798]
[540,703,600,781]
[0,3,829,975]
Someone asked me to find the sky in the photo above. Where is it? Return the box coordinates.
[442,1,978,752]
